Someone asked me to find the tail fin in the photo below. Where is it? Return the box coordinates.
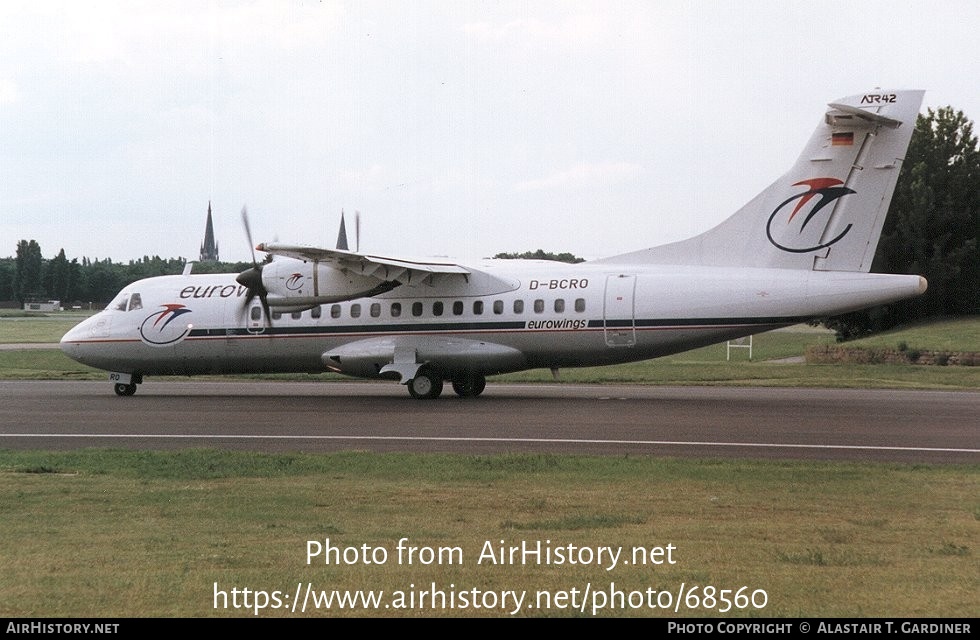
[598,90,924,272]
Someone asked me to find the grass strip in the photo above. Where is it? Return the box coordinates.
[0,450,975,617]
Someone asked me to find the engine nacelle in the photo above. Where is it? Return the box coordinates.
[261,259,399,307]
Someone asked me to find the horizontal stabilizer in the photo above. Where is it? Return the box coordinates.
[826,102,902,129]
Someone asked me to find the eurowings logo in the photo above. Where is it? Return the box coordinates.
[139,304,193,346]
[766,178,856,253]
[286,273,304,291]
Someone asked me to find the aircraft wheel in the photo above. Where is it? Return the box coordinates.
[114,383,137,397]
[408,369,443,399]
[452,375,486,398]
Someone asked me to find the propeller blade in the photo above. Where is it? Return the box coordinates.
[354,210,361,253]
[241,206,257,267]
[236,205,272,326]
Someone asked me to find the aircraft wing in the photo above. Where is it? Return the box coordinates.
[256,242,471,287]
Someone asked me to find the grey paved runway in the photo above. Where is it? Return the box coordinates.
[1,381,977,463]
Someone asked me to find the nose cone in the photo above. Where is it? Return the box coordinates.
[59,314,104,366]
[59,321,85,362]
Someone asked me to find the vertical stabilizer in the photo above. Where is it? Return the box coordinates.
[598,90,924,272]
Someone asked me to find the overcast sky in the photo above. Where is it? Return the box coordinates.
[1,0,977,264]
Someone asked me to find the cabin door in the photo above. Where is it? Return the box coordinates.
[603,274,636,347]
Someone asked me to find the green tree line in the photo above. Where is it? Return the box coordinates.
[0,248,249,307]
[493,249,585,263]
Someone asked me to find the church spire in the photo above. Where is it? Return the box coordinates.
[199,201,219,262]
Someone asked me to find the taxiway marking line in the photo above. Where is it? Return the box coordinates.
[2,433,977,454]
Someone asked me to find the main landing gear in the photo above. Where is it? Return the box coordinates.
[451,375,487,398]
[407,368,486,399]
[408,368,443,399]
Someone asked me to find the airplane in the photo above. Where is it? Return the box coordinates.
[61,89,928,399]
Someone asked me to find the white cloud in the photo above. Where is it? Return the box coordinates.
[461,13,609,47]
[514,161,642,192]
[0,78,19,105]
[20,1,344,73]
[338,164,388,191]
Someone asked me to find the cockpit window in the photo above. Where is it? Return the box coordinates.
[110,292,143,312]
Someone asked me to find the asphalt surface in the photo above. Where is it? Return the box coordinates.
[1,380,977,463]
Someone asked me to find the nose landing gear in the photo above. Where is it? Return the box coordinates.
[110,372,142,396]
[114,383,138,396]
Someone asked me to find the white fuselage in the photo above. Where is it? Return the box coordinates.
[60,258,925,381]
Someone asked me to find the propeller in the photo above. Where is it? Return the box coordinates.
[354,210,360,252]
[236,206,271,325]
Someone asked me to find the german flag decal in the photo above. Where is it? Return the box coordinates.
[832,131,854,146]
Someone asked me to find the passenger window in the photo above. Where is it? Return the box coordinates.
[433,301,444,316]
[331,304,341,319]
[391,302,402,317]
[250,306,262,321]
[272,311,282,320]
[370,303,381,318]
[412,302,423,317]
[350,304,361,318]
[554,299,565,313]
[453,301,463,315]
[575,298,586,312]
[534,299,544,313]
[493,300,504,315]
[291,311,302,320]
[311,306,322,319]
[513,300,524,314]
[473,300,484,315]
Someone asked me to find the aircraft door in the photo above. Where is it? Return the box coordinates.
[246,303,266,335]
[603,274,636,347]
[221,300,267,366]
